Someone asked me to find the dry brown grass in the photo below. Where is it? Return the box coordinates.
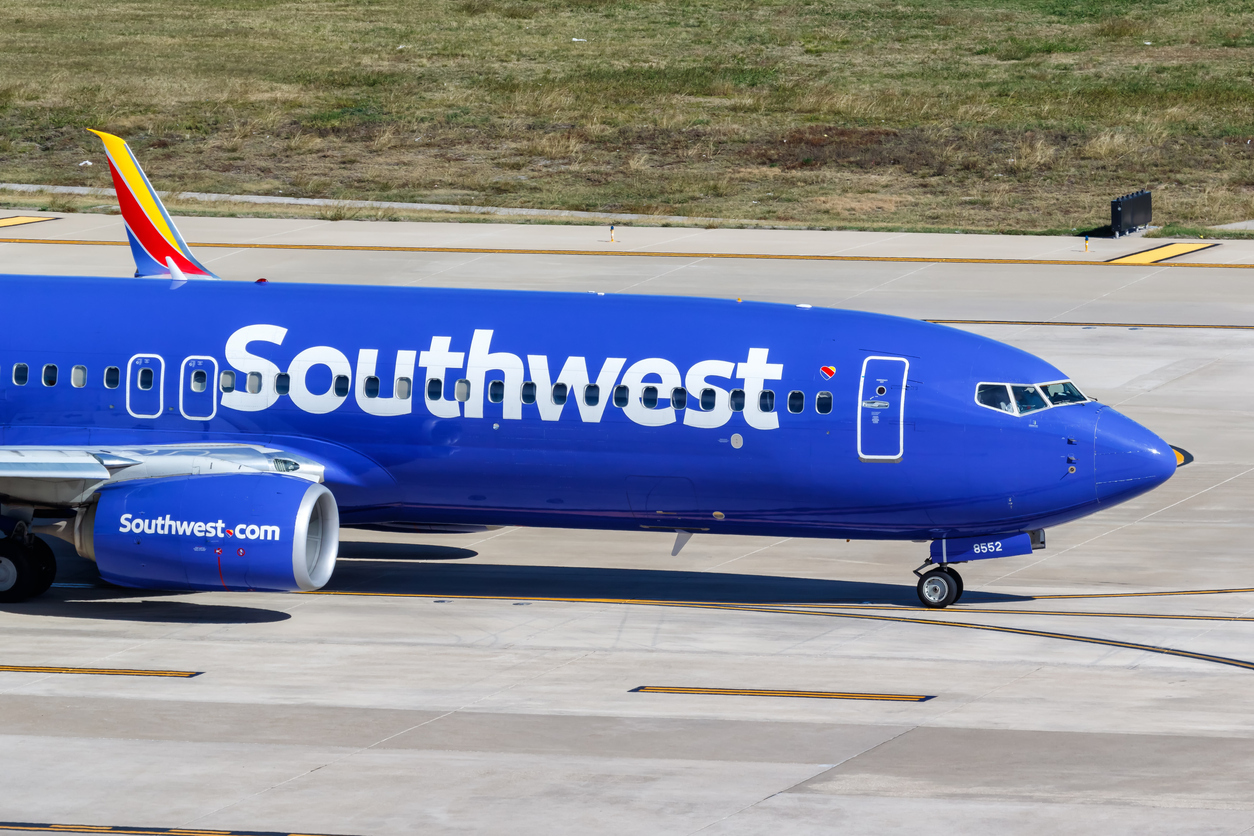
[2,0,1254,233]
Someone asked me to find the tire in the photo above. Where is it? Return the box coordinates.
[916,568,957,609]
[942,565,964,603]
[0,540,37,603]
[26,536,57,598]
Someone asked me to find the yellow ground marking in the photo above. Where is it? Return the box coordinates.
[630,685,932,701]
[0,664,200,678]
[1,237,1251,269]
[307,591,1254,672]
[781,603,1254,622]
[0,217,54,229]
[1106,242,1219,264]
[0,824,348,836]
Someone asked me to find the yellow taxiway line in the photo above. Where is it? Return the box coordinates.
[0,237,1249,269]
[629,685,933,701]
[0,664,201,678]
[0,824,344,836]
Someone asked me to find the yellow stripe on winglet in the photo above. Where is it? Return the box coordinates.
[0,216,54,228]
[1108,243,1219,264]
[86,128,181,251]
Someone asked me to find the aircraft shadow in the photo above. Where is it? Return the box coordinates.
[328,561,1034,606]
[1,594,292,624]
[338,542,478,561]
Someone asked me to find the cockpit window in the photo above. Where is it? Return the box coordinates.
[1040,380,1087,405]
[976,383,1015,414]
[1011,385,1049,414]
[976,379,1088,416]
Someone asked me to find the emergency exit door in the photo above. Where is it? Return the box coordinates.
[858,356,908,462]
[180,356,218,420]
[126,354,165,419]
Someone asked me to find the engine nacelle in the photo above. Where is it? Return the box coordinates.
[78,473,338,592]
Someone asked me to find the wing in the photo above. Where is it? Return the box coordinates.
[0,444,324,511]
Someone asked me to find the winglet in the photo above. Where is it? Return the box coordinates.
[87,129,218,279]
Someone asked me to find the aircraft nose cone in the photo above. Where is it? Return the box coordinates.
[1093,408,1176,504]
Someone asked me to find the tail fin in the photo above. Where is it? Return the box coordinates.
[88,129,218,279]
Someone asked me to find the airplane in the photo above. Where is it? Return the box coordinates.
[0,130,1178,609]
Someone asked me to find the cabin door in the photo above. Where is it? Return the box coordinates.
[857,356,908,463]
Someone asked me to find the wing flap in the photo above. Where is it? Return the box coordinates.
[0,450,110,481]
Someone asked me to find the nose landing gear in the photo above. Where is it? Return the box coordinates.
[915,563,963,609]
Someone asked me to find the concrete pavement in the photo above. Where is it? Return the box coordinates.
[2,214,1254,835]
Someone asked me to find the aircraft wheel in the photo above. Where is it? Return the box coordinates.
[917,568,958,609]
[0,540,38,603]
[26,536,57,598]
[941,566,964,603]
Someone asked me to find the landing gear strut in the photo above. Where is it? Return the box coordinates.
[915,562,963,609]
[0,524,57,604]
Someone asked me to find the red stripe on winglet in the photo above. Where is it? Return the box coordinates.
[105,158,209,276]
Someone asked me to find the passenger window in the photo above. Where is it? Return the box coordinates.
[12,364,27,386]
[759,390,775,413]
[976,383,1014,414]
[427,377,443,400]
[455,379,471,402]
[729,389,745,412]
[788,390,804,414]
[815,391,833,414]
[363,376,380,398]
[521,381,537,405]
[552,382,568,405]
[613,384,629,408]
[275,373,290,396]
[334,375,350,397]
[220,370,236,393]
[43,364,58,386]
[137,367,152,390]
[488,380,504,404]
[1041,380,1086,405]
[584,383,600,406]
[247,372,263,395]
[396,377,412,400]
[1012,385,1049,414]
[72,365,87,388]
[700,388,716,411]
[104,366,120,389]
[191,370,208,393]
[641,385,659,409]
[671,387,687,410]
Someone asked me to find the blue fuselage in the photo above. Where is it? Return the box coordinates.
[0,274,1175,541]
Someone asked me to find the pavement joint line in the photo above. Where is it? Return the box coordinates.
[306,590,1254,672]
[2,236,1252,269]
[0,824,353,836]
[629,685,934,701]
[0,664,201,678]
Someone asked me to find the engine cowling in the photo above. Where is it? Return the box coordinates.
[78,473,338,592]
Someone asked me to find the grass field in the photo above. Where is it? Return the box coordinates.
[2,0,1254,233]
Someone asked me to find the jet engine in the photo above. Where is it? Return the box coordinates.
[75,472,338,592]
